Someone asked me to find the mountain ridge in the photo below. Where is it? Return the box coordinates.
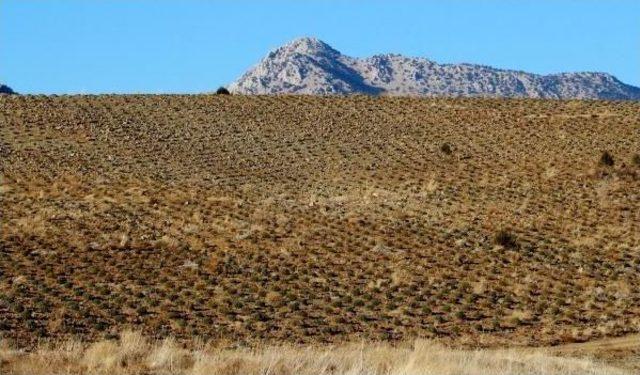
[230,37,640,100]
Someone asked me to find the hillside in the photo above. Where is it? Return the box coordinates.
[230,37,640,100]
[1,95,639,354]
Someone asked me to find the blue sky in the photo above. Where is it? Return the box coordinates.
[1,0,639,94]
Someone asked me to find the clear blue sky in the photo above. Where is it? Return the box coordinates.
[2,0,639,94]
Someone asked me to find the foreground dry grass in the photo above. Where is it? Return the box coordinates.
[0,331,632,375]
[1,95,639,353]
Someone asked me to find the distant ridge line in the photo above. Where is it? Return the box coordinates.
[229,37,640,100]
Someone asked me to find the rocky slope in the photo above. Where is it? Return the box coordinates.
[230,38,640,100]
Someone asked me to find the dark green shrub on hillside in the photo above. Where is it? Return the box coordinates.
[599,151,614,167]
[440,142,453,155]
[216,87,231,95]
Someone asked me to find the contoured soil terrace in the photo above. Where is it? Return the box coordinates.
[0,95,639,347]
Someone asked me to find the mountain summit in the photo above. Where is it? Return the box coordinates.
[278,37,340,58]
[231,37,382,95]
[230,38,640,100]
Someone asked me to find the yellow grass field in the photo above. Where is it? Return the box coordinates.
[1,331,637,375]
[1,95,639,372]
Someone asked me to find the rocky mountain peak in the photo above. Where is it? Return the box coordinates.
[278,37,339,57]
[230,38,640,100]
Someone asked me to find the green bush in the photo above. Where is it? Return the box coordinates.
[599,151,614,167]
[216,87,231,95]
[440,142,453,155]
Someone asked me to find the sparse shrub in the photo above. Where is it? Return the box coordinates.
[440,142,453,155]
[216,87,231,95]
[494,229,518,249]
[632,154,640,167]
[599,151,614,167]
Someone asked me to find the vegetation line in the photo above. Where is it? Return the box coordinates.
[0,331,629,375]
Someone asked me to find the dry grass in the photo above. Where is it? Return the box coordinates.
[1,95,639,349]
[0,331,631,375]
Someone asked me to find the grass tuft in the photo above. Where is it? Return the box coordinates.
[494,229,518,249]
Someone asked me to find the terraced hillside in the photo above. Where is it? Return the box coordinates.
[1,95,639,349]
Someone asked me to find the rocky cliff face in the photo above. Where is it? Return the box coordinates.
[230,38,640,100]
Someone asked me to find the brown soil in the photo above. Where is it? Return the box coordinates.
[1,95,639,349]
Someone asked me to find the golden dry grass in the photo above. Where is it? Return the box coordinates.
[0,95,639,353]
[0,331,632,375]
